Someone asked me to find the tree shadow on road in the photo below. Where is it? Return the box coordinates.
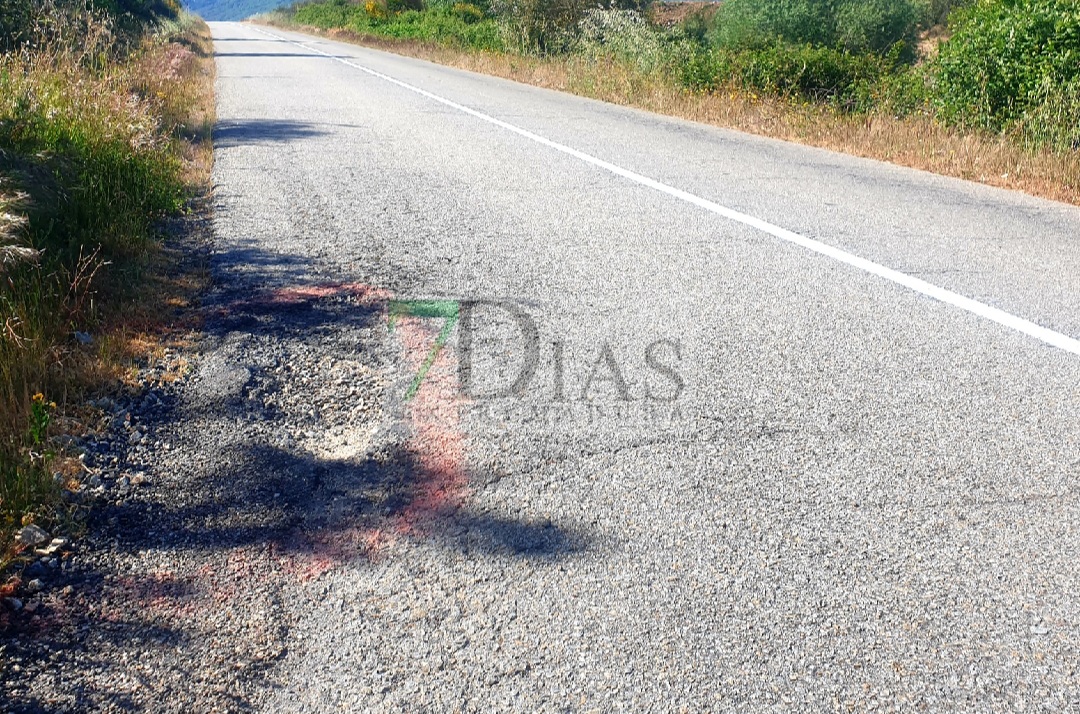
[0,240,592,712]
[212,119,329,147]
[93,440,587,562]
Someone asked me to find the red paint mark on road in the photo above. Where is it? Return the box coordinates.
[264,282,389,305]
[209,281,391,318]
[247,283,472,540]
[276,526,391,582]
[392,315,468,535]
[28,282,473,637]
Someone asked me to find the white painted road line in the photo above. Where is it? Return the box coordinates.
[250,25,1080,358]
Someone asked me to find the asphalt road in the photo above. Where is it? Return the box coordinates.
[206,21,1080,712]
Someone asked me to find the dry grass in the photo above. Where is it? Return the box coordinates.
[61,18,215,397]
[150,21,217,185]
[0,16,215,571]
[100,17,215,384]
[262,21,1080,206]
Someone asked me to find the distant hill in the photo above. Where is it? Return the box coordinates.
[184,0,293,21]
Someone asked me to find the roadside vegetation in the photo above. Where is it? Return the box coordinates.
[0,0,214,571]
[292,0,504,49]
[264,0,1080,202]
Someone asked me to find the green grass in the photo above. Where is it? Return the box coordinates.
[0,2,197,566]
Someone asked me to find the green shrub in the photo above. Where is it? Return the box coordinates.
[872,63,932,116]
[295,0,503,49]
[387,0,425,14]
[751,43,888,104]
[921,0,974,26]
[678,7,713,46]
[834,0,919,57]
[489,0,590,52]
[680,41,889,106]
[710,0,834,49]
[489,0,648,53]
[573,8,687,74]
[295,0,365,28]
[932,0,1080,147]
[709,0,921,56]
[1016,75,1080,151]
[677,45,723,92]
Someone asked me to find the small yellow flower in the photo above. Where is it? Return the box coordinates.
[32,392,44,403]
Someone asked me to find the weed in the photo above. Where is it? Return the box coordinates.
[0,2,208,567]
[27,393,54,446]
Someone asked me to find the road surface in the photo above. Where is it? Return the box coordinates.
[211,20,1080,712]
[16,20,1080,713]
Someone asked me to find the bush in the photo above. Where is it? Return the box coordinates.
[678,7,713,46]
[710,0,834,49]
[452,2,486,23]
[295,0,502,49]
[921,0,974,26]
[366,0,388,20]
[870,63,932,116]
[295,0,364,28]
[573,8,680,74]
[932,0,1080,147]
[489,0,590,52]
[1016,75,1080,151]
[709,0,921,56]
[489,0,649,53]
[680,41,890,106]
[834,0,919,57]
